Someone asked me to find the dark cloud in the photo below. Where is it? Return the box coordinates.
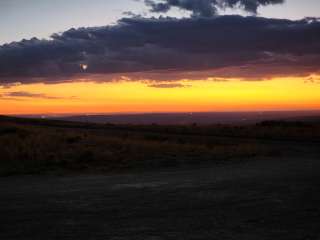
[122,11,144,18]
[144,0,284,17]
[0,15,320,85]
[224,0,285,13]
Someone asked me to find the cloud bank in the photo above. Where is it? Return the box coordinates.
[0,15,320,85]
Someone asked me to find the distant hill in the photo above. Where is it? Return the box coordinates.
[53,111,320,125]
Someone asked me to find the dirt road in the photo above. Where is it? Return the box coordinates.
[1,157,320,239]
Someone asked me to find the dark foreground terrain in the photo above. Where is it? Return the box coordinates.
[1,156,320,239]
[1,115,320,176]
[1,116,320,239]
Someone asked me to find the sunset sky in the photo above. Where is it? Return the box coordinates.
[1,0,320,115]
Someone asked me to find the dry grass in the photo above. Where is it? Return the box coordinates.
[1,117,319,176]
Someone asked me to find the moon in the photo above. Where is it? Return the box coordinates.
[80,64,88,71]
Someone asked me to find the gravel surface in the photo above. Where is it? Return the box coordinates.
[1,157,320,240]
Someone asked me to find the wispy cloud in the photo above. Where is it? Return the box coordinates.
[0,91,78,100]
[148,82,191,88]
[304,76,320,84]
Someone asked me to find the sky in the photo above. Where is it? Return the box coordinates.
[1,0,320,45]
[0,0,320,114]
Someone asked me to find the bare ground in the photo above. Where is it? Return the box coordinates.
[1,156,320,240]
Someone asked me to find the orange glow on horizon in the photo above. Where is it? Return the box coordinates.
[1,75,320,115]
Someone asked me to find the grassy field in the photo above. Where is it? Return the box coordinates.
[0,115,319,176]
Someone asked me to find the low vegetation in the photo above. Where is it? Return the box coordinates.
[0,116,319,176]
